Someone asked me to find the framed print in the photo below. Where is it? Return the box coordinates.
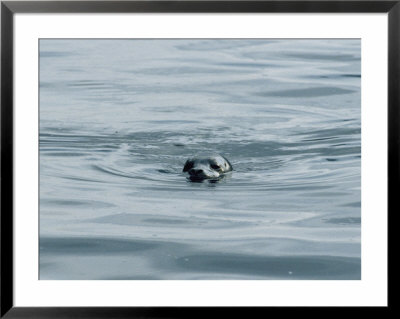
[1,0,396,317]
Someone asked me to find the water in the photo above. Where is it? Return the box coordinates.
[39,39,361,280]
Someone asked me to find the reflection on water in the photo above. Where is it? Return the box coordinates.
[39,39,361,280]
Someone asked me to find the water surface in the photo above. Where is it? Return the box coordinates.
[39,39,361,280]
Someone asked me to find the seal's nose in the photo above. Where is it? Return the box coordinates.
[188,168,204,176]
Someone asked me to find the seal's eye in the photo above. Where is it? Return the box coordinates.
[183,161,193,172]
[210,164,220,170]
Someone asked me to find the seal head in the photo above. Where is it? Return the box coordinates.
[183,154,232,181]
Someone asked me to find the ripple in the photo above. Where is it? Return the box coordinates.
[85,213,253,229]
[40,236,159,255]
[40,51,74,58]
[324,217,361,225]
[175,253,360,279]
[41,198,115,209]
[258,87,354,98]
[284,52,358,61]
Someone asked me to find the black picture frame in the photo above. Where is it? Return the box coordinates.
[1,0,396,317]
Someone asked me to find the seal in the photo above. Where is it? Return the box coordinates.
[182,154,232,181]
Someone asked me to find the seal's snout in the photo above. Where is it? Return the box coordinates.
[188,167,218,179]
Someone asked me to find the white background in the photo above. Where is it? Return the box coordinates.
[13,13,388,306]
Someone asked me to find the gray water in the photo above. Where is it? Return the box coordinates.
[39,39,361,280]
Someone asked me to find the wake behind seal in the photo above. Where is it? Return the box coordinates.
[182,154,232,181]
